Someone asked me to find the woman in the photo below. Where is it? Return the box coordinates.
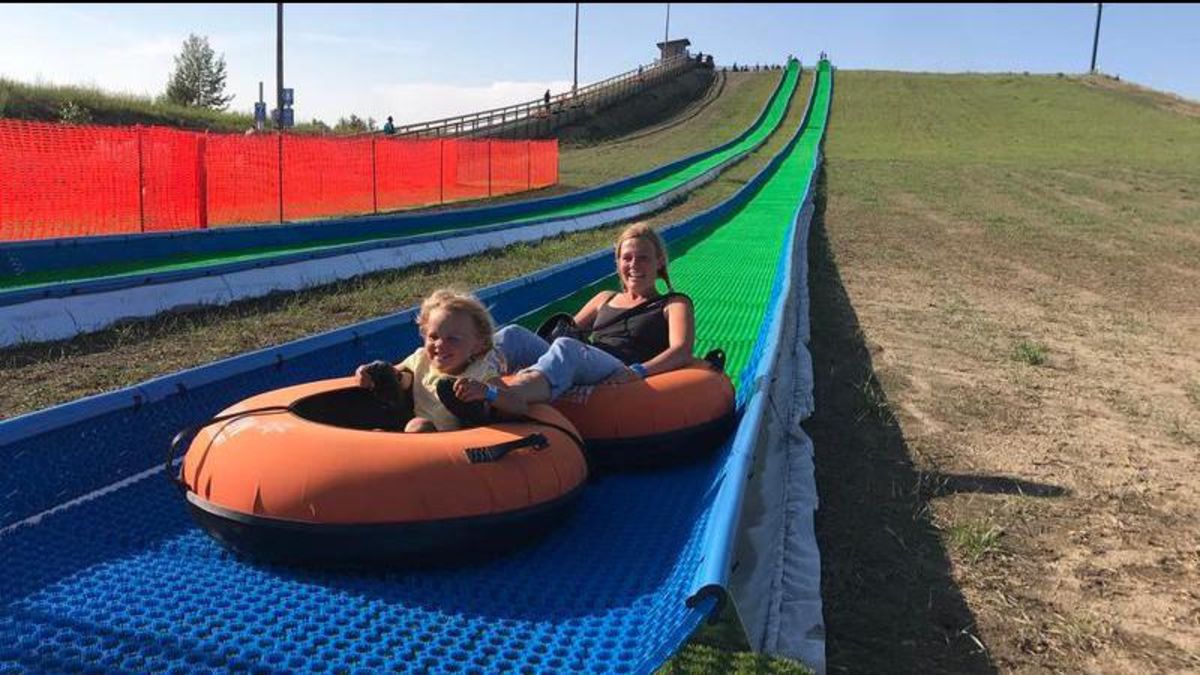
[497,222,698,405]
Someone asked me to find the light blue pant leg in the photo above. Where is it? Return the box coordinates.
[531,337,627,400]
[494,325,550,372]
[495,325,627,400]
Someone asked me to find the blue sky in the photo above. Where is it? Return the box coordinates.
[2,4,1196,126]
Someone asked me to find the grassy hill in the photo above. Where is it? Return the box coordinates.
[814,71,1199,672]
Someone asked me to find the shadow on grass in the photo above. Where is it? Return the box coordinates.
[919,473,1070,499]
[804,164,998,674]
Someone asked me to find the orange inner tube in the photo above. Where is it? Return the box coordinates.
[182,377,588,526]
[542,365,735,442]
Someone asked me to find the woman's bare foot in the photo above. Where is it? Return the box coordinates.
[504,370,553,405]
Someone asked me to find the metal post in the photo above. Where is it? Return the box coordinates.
[136,126,145,233]
[276,2,284,222]
[371,135,378,214]
[197,132,208,229]
[1090,3,1103,73]
[573,3,579,94]
[277,131,284,223]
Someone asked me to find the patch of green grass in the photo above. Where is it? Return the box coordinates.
[827,72,1200,171]
[855,369,896,425]
[1185,381,1200,410]
[658,644,812,674]
[1165,413,1198,447]
[947,520,1005,565]
[1011,340,1049,366]
[1046,612,1114,655]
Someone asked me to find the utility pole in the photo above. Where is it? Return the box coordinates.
[1090,3,1103,73]
[664,3,670,47]
[276,2,284,223]
[573,3,579,94]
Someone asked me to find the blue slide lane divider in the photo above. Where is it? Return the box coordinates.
[0,63,831,675]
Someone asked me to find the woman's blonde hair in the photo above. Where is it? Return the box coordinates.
[614,222,673,291]
[416,288,495,353]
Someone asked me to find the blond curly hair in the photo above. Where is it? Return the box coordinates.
[416,288,496,353]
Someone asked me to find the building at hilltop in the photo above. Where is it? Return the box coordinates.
[656,38,690,61]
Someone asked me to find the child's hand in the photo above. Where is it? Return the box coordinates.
[453,378,489,402]
[357,362,408,390]
[355,364,375,389]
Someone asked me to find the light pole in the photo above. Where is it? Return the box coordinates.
[578,2,583,93]
[1090,3,1103,73]
[664,3,670,47]
[276,2,284,130]
[276,2,284,223]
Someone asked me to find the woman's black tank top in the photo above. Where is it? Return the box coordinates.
[589,292,688,365]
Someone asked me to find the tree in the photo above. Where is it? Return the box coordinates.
[333,114,377,135]
[164,34,234,110]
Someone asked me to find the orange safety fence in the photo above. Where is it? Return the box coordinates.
[141,127,204,232]
[529,139,559,189]
[206,132,279,226]
[0,120,558,241]
[376,138,441,211]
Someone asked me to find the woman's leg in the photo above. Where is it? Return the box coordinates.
[507,337,627,403]
[494,325,551,372]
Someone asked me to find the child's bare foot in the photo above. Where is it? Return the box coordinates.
[404,417,436,433]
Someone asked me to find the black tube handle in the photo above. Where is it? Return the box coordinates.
[464,433,549,464]
[165,405,292,491]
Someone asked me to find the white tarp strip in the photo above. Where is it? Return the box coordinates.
[726,198,824,672]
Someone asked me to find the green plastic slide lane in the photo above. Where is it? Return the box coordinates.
[3,63,801,295]
[519,60,831,390]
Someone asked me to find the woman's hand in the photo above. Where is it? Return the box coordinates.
[601,367,641,385]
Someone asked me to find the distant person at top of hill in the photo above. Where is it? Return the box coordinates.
[382,116,396,135]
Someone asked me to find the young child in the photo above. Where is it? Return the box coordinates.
[356,288,525,432]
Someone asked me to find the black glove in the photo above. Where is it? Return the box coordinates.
[362,360,402,407]
[536,313,588,344]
